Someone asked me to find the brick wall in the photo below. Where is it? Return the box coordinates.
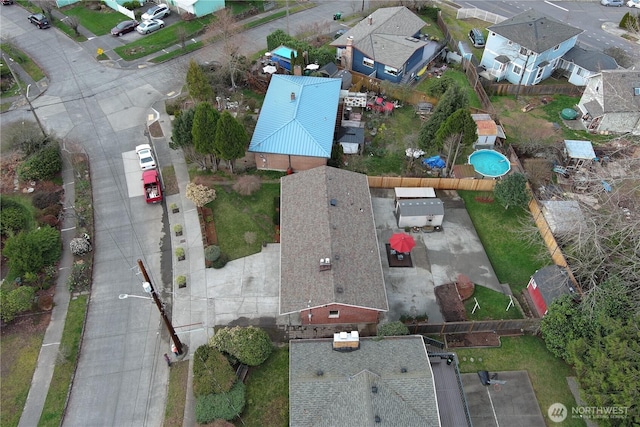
[301,304,381,325]
[254,153,327,172]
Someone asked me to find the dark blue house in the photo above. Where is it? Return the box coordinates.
[331,6,442,84]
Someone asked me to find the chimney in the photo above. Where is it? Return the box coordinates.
[368,15,372,25]
[290,92,296,101]
[342,36,354,71]
[293,64,302,76]
[320,257,331,271]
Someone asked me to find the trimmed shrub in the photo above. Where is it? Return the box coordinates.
[195,381,246,423]
[377,321,410,337]
[209,326,273,366]
[185,182,216,207]
[3,226,61,276]
[0,199,30,236]
[0,285,36,323]
[204,245,221,263]
[211,253,228,269]
[32,190,63,209]
[192,345,236,397]
[17,143,62,182]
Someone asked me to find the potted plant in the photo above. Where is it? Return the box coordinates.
[176,275,187,288]
[170,203,179,214]
[173,224,183,236]
[175,247,185,261]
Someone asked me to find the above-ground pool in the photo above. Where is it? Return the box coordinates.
[469,149,511,178]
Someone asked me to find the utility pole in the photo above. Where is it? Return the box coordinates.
[137,259,184,356]
[1,53,46,137]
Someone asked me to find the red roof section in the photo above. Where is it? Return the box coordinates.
[527,282,547,317]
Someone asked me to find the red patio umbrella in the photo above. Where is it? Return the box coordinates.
[389,233,416,253]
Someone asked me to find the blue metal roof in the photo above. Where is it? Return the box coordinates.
[248,75,341,158]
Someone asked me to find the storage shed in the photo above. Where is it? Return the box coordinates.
[527,265,575,317]
[396,198,444,228]
[337,127,365,154]
[564,140,596,170]
[472,114,506,149]
[394,187,436,200]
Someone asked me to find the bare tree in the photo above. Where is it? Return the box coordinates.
[66,16,80,37]
[33,0,56,22]
[176,26,187,50]
[207,8,245,89]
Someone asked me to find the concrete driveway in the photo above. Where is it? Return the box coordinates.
[372,188,502,324]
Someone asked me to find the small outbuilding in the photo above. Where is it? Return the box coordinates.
[527,265,575,317]
[337,127,365,155]
[564,139,596,170]
[472,114,506,149]
[394,187,436,200]
[540,200,585,235]
[396,198,444,228]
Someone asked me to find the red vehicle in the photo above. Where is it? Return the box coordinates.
[143,170,163,204]
[367,96,394,114]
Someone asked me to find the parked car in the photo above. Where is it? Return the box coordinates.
[111,20,138,36]
[601,0,623,6]
[628,0,640,8]
[143,170,163,204]
[135,144,156,170]
[136,19,164,35]
[334,29,347,39]
[28,13,50,29]
[1,0,15,5]
[141,3,170,21]
[468,28,485,48]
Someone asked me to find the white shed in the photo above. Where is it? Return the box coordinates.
[396,198,444,228]
[472,114,506,149]
[394,187,436,200]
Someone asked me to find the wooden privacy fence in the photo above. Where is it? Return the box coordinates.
[368,176,497,191]
[462,57,496,116]
[485,83,584,97]
[408,319,542,335]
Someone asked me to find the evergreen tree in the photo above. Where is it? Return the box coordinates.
[186,60,213,103]
[493,173,528,210]
[418,84,467,151]
[434,108,477,150]
[214,111,248,174]
[170,108,195,150]
[192,103,220,171]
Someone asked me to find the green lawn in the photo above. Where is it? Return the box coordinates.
[464,285,523,320]
[39,295,88,426]
[420,68,482,110]
[1,43,46,82]
[0,318,46,427]
[458,191,547,293]
[63,6,124,36]
[209,183,280,260]
[238,346,289,427]
[114,18,211,61]
[456,336,585,427]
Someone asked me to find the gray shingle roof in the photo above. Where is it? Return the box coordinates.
[562,46,618,72]
[331,6,428,68]
[280,166,388,314]
[601,70,640,113]
[399,198,444,217]
[289,336,441,427]
[532,265,574,305]
[488,9,582,53]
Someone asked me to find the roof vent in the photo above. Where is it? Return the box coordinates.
[336,286,343,293]
[316,370,324,376]
[290,92,296,101]
[330,199,337,206]
[371,385,378,393]
[401,367,408,373]
[375,416,381,423]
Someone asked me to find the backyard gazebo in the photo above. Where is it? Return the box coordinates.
[564,140,596,170]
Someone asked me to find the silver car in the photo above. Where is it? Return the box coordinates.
[136,19,164,35]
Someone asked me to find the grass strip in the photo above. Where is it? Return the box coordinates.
[164,360,189,427]
[455,336,585,427]
[0,43,46,82]
[458,191,547,293]
[151,42,203,63]
[38,295,88,427]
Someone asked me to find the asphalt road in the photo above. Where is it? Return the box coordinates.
[0,2,365,426]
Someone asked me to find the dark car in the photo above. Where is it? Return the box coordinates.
[28,13,50,29]
[111,20,139,36]
[468,28,485,48]
[1,0,15,5]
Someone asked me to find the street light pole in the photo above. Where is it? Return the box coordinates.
[137,259,184,356]
[1,53,46,137]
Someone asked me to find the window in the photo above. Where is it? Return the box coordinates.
[553,44,560,51]
[536,67,544,79]
[363,57,374,68]
[512,64,522,75]
[635,87,640,96]
[519,47,529,56]
[577,67,587,77]
[384,65,399,76]
[328,310,340,318]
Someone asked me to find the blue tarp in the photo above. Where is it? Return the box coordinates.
[422,156,445,168]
